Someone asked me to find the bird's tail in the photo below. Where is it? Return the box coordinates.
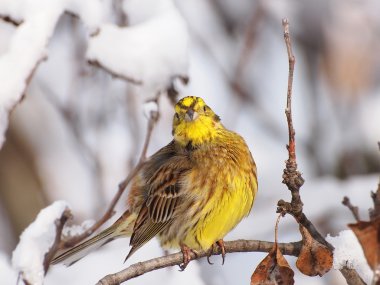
[52,210,136,266]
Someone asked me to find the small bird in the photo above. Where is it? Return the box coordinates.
[53,96,258,269]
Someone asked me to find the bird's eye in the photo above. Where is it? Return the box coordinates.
[203,106,207,112]
[175,113,180,120]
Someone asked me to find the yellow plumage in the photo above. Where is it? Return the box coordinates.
[53,96,257,267]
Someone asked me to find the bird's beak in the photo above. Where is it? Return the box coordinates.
[185,109,199,122]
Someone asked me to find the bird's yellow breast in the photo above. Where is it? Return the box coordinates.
[180,132,258,250]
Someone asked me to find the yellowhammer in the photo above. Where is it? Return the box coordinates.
[53,96,258,269]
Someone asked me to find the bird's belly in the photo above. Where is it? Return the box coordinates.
[159,178,255,251]
[188,183,254,250]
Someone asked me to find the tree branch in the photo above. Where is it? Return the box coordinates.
[342,196,361,222]
[276,19,366,285]
[58,98,160,249]
[369,165,380,220]
[276,18,333,251]
[137,96,160,163]
[339,267,366,285]
[0,14,23,26]
[96,239,303,285]
[43,208,71,273]
[88,59,143,85]
[279,18,303,214]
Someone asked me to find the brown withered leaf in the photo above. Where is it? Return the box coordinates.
[348,218,380,270]
[296,225,333,276]
[251,243,294,285]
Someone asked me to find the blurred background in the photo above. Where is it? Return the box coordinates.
[1,0,380,284]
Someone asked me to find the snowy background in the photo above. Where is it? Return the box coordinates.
[1,0,380,284]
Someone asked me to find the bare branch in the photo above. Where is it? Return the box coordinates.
[281,18,303,211]
[43,208,71,273]
[276,18,333,251]
[138,96,160,163]
[342,196,361,222]
[275,18,367,285]
[0,14,23,26]
[283,18,297,162]
[59,101,160,249]
[339,267,366,285]
[96,239,303,285]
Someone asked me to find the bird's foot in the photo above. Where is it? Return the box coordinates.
[206,244,214,265]
[217,239,226,265]
[207,239,227,265]
[179,244,198,271]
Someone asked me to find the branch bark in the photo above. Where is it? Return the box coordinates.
[43,208,71,273]
[276,18,332,250]
[96,239,303,285]
[276,19,365,285]
[339,267,366,285]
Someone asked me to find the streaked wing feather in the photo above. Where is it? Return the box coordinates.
[147,183,181,223]
[127,143,191,260]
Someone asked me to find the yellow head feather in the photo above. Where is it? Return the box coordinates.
[172,96,221,147]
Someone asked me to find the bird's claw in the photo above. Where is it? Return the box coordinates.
[217,239,226,265]
[207,239,226,266]
[207,244,214,265]
[179,244,197,271]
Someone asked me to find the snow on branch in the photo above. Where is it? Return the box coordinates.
[0,0,189,151]
[12,201,70,285]
[86,0,189,92]
[0,0,67,149]
[327,231,373,283]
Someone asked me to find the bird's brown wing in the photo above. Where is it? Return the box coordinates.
[126,141,191,260]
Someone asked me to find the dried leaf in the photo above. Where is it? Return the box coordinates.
[251,243,294,285]
[296,225,333,276]
[348,218,380,270]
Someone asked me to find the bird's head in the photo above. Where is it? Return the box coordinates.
[172,96,222,147]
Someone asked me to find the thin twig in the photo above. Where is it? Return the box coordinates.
[43,208,71,273]
[283,18,297,163]
[274,213,282,244]
[277,19,366,285]
[59,101,160,249]
[0,14,23,26]
[8,55,47,117]
[59,166,140,249]
[125,89,143,168]
[138,97,160,163]
[281,18,303,212]
[342,196,361,222]
[276,19,333,251]
[96,239,303,285]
